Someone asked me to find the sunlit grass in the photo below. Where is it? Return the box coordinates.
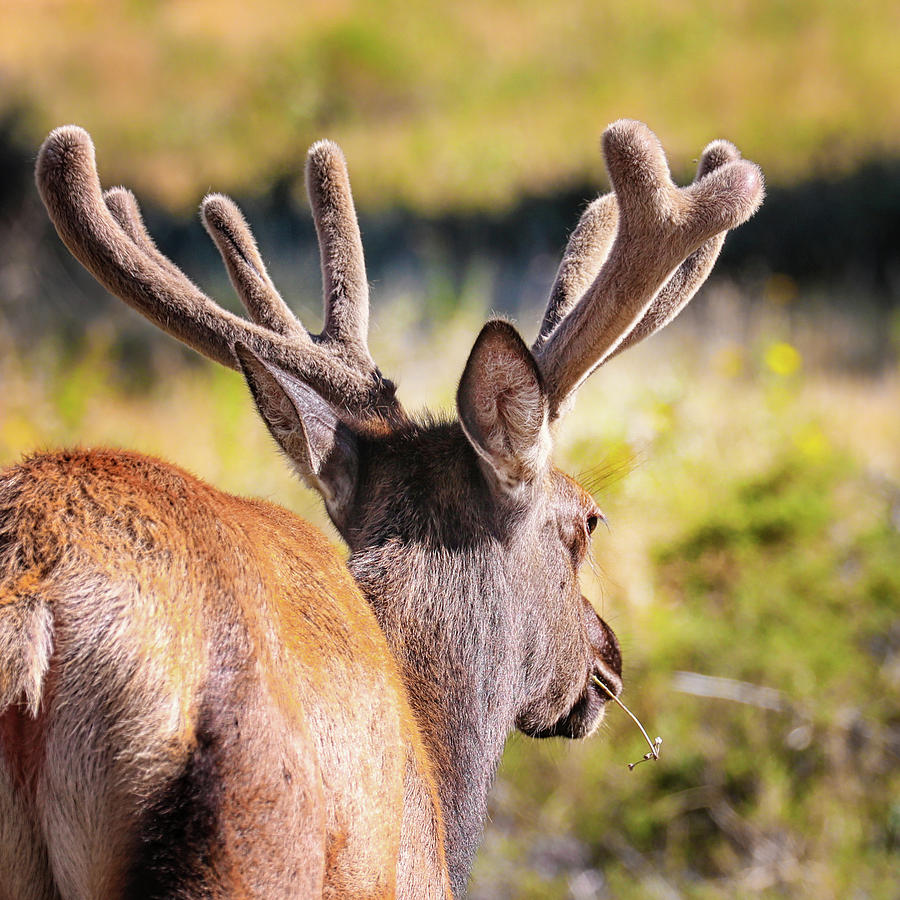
[2,0,898,211]
[1,292,898,897]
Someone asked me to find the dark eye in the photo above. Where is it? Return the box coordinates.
[586,514,599,535]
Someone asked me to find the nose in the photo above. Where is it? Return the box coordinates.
[583,596,623,696]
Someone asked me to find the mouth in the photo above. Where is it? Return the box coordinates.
[519,601,624,740]
[590,661,623,702]
[526,659,623,740]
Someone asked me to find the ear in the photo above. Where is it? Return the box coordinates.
[234,343,359,528]
[457,320,551,495]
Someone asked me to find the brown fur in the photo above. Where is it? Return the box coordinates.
[0,450,448,899]
[3,120,763,898]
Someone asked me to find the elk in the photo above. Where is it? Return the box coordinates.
[0,120,763,898]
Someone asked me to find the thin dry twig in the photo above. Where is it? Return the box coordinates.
[672,671,785,712]
[592,675,662,770]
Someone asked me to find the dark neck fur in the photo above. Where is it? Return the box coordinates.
[347,421,527,895]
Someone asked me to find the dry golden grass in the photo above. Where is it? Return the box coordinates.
[2,0,898,210]
[2,293,898,897]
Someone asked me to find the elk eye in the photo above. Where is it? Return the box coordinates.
[586,514,599,535]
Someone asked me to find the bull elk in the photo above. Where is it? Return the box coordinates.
[0,120,763,898]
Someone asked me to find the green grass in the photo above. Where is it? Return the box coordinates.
[471,440,900,897]
[2,0,898,211]
[467,302,900,898]
[1,293,898,898]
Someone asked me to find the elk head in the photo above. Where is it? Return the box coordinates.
[36,120,763,893]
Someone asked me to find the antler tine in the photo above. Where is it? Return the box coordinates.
[306,140,371,356]
[201,193,303,337]
[535,120,763,418]
[105,183,298,338]
[37,126,266,371]
[37,126,403,422]
[534,140,741,359]
[606,139,743,360]
[532,194,618,353]
[102,186,186,283]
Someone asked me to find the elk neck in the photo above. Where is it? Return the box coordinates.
[345,419,534,894]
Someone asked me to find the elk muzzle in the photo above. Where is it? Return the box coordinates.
[532,596,622,739]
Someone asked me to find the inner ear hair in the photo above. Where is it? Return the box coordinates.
[234,343,359,525]
[457,320,550,494]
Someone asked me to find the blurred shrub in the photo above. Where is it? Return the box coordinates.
[2,254,898,900]
[470,336,900,897]
[1,0,899,211]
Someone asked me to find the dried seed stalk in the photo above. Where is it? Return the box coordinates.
[592,675,662,770]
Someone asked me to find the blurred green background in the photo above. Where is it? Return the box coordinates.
[1,2,898,897]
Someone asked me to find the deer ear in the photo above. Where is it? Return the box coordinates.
[235,343,358,527]
[457,320,550,495]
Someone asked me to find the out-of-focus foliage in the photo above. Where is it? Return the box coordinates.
[2,0,899,210]
[2,293,898,898]
[472,302,900,898]
[475,450,900,897]
[1,2,898,895]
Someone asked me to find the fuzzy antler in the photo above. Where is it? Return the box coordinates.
[36,127,403,424]
[534,121,763,418]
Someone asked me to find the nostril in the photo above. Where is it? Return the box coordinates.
[582,596,623,683]
[592,613,622,677]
